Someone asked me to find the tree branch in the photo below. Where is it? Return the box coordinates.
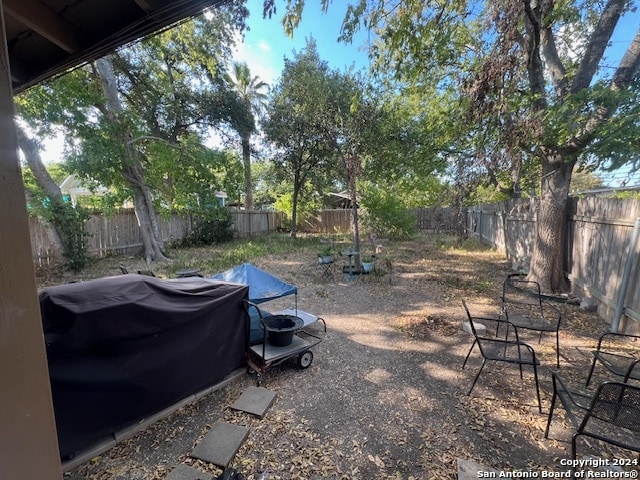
[522,0,547,108]
[571,0,627,92]
[565,29,640,153]
[612,28,640,91]
[539,0,568,95]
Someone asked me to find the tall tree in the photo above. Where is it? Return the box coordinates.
[282,0,640,292]
[95,57,168,261]
[13,124,91,269]
[263,40,339,237]
[16,7,249,263]
[224,61,268,210]
[325,73,386,261]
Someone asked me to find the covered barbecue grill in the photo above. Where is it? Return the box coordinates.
[39,274,249,459]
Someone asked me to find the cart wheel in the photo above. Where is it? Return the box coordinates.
[297,350,313,369]
[256,374,263,387]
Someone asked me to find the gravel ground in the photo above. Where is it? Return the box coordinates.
[58,233,636,480]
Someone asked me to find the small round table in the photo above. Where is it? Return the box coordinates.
[341,250,359,281]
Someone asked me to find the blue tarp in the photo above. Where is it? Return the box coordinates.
[211,263,298,344]
[210,263,297,304]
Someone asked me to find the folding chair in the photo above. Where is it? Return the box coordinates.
[501,274,563,367]
[545,373,640,470]
[585,332,640,387]
[462,300,542,413]
[317,256,335,281]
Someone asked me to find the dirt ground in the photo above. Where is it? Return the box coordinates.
[55,233,636,480]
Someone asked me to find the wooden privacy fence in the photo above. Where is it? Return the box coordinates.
[30,209,285,264]
[299,207,466,234]
[301,209,353,234]
[467,197,640,334]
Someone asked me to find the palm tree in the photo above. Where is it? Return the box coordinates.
[225,61,268,210]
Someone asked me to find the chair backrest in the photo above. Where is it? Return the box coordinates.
[461,300,482,339]
[625,359,640,383]
[582,381,640,437]
[502,274,543,314]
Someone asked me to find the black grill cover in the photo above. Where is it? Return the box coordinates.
[39,275,249,459]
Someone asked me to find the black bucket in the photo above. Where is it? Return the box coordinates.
[265,315,304,347]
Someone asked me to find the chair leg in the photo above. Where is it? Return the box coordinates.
[515,342,524,379]
[585,356,598,387]
[462,340,476,369]
[544,391,557,438]
[532,362,542,413]
[555,332,560,368]
[467,359,486,395]
[571,432,581,478]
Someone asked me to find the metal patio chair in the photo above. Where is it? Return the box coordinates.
[462,300,542,413]
[500,274,563,367]
[545,372,640,469]
[585,332,640,387]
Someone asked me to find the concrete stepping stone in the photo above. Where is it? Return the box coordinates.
[457,458,499,480]
[230,386,277,418]
[191,421,250,468]
[166,465,214,480]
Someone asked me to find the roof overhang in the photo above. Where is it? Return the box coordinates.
[6,0,228,93]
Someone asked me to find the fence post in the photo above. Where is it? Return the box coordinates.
[611,218,640,333]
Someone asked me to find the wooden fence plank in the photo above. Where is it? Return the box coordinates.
[470,196,640,333]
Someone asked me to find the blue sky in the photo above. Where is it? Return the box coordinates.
[235,0,640,86]
[232,0,372,85]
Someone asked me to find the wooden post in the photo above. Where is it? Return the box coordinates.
[0,3,63,478]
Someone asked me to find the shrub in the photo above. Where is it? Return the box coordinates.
[182,209,235,246]
[361,189,416,240]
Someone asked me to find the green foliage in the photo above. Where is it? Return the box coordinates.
[166,233,321,275]
[570,168,605,194]
[273,190,323,230]
[17,7,251,221]
[609,190,640,200]
[361,187,416,240]
[180,209,235,247]
[263,40,345,232]
[49,202,90,271]
[22,165,89,270]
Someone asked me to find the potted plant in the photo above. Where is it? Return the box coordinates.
[318,246,333,264]
[361,256,375,273]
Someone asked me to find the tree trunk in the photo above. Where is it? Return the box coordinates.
[16,124,67,258]
[96,57,167,262]
[346,153,362,265]
[241,134,253,210]
[349,173,361,266]
[527,151,575,293]
[290,170,300,238]
[124,164,166,262]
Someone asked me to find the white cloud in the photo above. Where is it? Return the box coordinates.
[231,33,279,86]
[258,40,271,52]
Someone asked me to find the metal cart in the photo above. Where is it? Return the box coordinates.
[244,302,326,386]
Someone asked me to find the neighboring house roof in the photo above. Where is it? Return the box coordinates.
[59,174,227,206]
[59,175,108,201]
[328,191,358,208]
